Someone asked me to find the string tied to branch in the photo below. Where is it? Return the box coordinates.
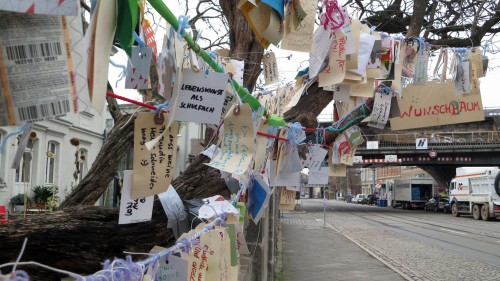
[176,15,191,40]
[287,122,306,144]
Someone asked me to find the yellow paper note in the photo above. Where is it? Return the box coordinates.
[318,29,347,87]
[207,104,254,174]
[279,187,296,210]
[351,78,375,97]
[132,112,179,199]
[280,0,316,52]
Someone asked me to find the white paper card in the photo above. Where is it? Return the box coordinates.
[125,47,153,89]
[332,84,351,102]
[349,32,376,76]
[201,144,220,159]
[119,170,154,224]
[308,166,329,185]
[269,160,300,188]
[301,145,328,172]
[368,91,392,129]
[308,27,334,77]
[174,70,229,125]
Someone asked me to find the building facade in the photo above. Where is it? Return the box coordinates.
[0,107,105,211]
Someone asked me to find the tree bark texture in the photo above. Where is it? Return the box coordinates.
[219,0,264,91]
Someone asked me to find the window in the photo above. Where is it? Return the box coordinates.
[15,135,37,183]
[78,148,88,182]
[45,141,59,184]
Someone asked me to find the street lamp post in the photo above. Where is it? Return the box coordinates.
[323,186,328,228]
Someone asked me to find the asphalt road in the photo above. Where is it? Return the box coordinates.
[294,199,500,280]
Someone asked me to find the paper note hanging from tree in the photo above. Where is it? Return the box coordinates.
[280,0,316,52]
[263,52,279,85]
[389,81,484,130]
[279,187,296,210]
[125,46,152,89]
[207,104,254,174]
[173,69,228,125]
[308,26,334,77]
[318,29,347,87]
[248,175,272,223]
[368,91,392,129]
[119,170,154,224]
[308,166,329,185]
[132,112,179,199]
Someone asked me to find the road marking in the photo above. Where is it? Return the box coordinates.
[439,228,467,236]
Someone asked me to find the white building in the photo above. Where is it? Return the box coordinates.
[0,107,105,211]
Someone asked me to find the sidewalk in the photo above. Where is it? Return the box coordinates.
[277,210,405,281]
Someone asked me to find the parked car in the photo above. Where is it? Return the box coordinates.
[353,194,367,204]
[361,195,377,205]
[424,196,450,212]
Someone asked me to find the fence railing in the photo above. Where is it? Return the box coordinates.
[359,131,500,150]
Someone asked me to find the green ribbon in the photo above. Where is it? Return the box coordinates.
[116,0,138,57]
[147,0,286,127]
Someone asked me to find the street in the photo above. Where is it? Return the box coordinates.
[280,199,500,281]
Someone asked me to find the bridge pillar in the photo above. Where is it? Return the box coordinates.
[419,166,456,189]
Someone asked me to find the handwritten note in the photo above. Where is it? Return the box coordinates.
[413,50,430,85]
[318,29,347,87]
[132,112,179,199]
[119,170,154,224]
[207,104,254,175]
[154,252,188,281]
[187,245,208,281]
[279,188,296,210]
[308,26,334,77]
[280,0,316,52]
[125,47,152,89]
[340,7,355,55]
[263,52,279,85]
[368,91,392,129]
[173,69,228,125]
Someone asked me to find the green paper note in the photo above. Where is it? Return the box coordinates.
[227,224,238,266]
[116,0,138,56]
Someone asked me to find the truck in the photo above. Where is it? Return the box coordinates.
[392,178,436,209]
[449,168,500,220]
